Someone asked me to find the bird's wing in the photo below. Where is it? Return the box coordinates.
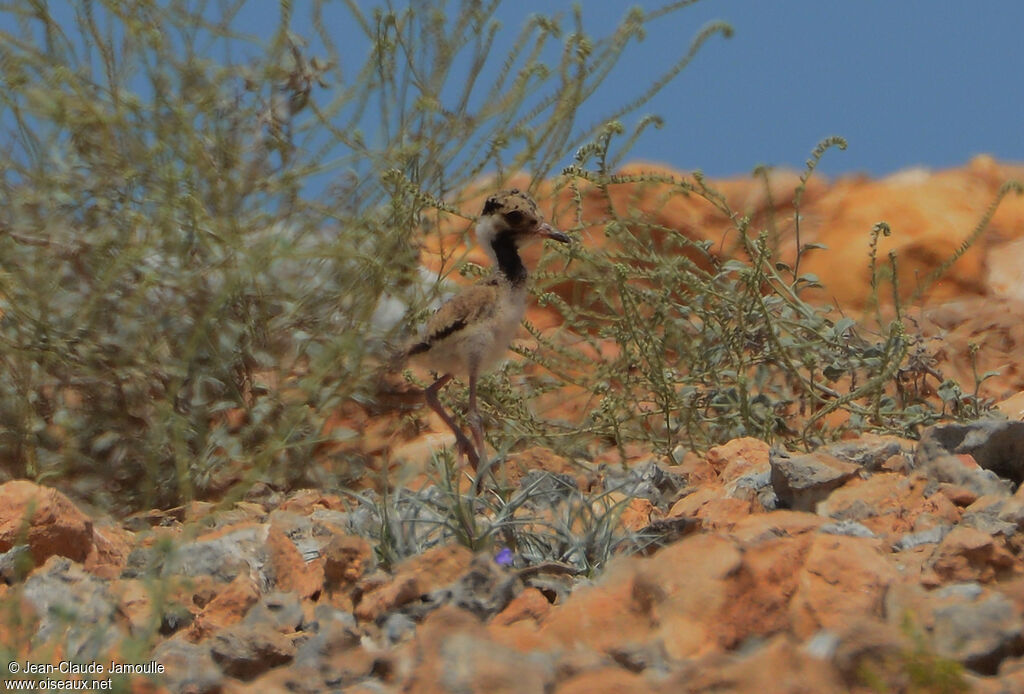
[407,282,500,356]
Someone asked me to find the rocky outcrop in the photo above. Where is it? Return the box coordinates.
[4,415,1024,692]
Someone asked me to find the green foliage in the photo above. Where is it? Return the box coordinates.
[349,452,656,577]
[0,0,726,511]
[478,132,1020,460]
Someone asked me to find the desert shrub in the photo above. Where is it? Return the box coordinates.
[0,0,731,511]
[476,132,1022,459]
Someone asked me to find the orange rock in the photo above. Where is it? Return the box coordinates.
[729,510,825,544]
[717,533,814,648]
[798,167,993,308]
[988,237,1024,303]
[667,485,725,519]
[705,437,771,483]
[790,534,900,638]
[923,526,1017,585]
[355,544,473,622]
[694,497,756,531]
[618,497,656,532]
[84,523,135,579]
[995,390,1024,421]
[188,573,260,641]
[667,634,844,694]
[0,480,93,564]
[322,534,373,591]
[491,587,552,628]
[537,534,743,660]
[817,472,960,541]
[265,525,322,599]
[555,667,655,694]
[277,489,347,514]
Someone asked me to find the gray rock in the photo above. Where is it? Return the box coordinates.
[825,499,875,522]
[439,632,555,694]
[962,498,1019,537]
[163,525,270,584]
[802,630,841,659]
[935,581,985,601]
[22,557,125,660]
[724,468,773,505]
[770,449,860,512]
[932,592,1024,675]
[922,455,1012,499]
[382,612,417,644]
[309,507,360,533]
[243,591,304,633]
[819,520,877,538]
[892,525,951,551]
[998,498,1024,528]
[266,509,314,541]
[295,606,360,665]
[209,623,296,680]
[0,544,32,584]
[917,420,1024,485]
[153,639,223,694]
[823,437,910,472]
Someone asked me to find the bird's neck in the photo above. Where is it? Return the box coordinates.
[489,234,527,287]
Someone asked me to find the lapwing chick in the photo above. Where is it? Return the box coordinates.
[406,189,570,480]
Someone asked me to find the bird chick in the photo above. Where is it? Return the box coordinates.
[406,188,570,477]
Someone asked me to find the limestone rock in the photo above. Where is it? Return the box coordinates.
[770,450,860,512]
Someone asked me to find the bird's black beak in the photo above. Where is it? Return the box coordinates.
[537,222,570,243]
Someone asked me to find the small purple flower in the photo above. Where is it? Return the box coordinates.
[494,547,514,566]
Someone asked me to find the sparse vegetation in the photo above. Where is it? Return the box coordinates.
[0,0,1018,543]
[0,0,731,513]
[2,0,1024,688]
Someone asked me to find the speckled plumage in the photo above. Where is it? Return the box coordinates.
[407,189,570,479]
[408,279,522,377]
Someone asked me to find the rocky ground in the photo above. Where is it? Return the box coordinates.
[5,422,1024,692]
[2,158,1024,693]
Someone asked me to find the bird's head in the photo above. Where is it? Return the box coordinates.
[474,189,570,254]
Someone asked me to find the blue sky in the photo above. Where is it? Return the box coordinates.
[509,0,1024,177]
[4,1,1022,180]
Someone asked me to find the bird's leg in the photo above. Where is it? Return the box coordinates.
[468,369,495,494]
[424,374,479,469]
[467,370,486,467]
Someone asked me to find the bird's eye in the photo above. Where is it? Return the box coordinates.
[503,211,525,226]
